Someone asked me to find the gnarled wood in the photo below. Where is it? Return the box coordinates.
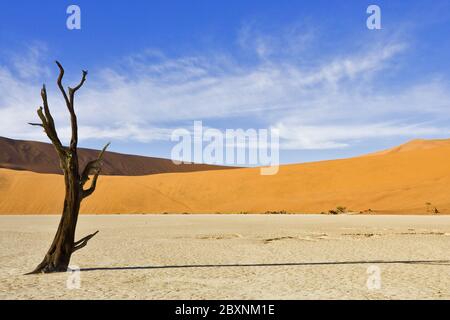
[27,61,108,274]
[73,230,99,253]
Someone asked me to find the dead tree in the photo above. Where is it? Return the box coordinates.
[27,61,109,274]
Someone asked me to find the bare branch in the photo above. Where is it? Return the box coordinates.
[98,142,110,158]
[80,160,101,186]
[55,60,79,150]
[80,142,110,187]
[28,122,43,127]
[66,69,88,151]
[36,107,47,126]
[82,168,100,198]
[72,230,99,253]
[82,142,109,197]
[74,230,99,246]
[32,86,67,160]
[55,61,70,108]
[41,85,57,131]
[69,70,88,94]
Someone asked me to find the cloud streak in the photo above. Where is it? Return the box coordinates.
[0,31,449,152]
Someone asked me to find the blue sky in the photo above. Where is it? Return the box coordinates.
[0,0,450,164]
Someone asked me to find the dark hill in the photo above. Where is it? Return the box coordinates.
[0,136,232,175]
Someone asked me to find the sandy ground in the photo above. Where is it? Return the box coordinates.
[0,214,449,300]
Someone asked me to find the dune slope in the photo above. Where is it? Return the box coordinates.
[0,136,231,175]
[1,139,450,214]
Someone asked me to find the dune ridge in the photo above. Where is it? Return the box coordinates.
[0,136,231,175]
[1,138,450,214]
[363,138,450,157]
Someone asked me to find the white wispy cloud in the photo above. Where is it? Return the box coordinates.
[275,122,444,150]
[0,28,449,151]
[237,20,316,60]
[11,42,51,80]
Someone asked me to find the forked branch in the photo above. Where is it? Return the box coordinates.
[70,70,88,95]
[55,60,70,108]
[72,230,99,253]
[29,85,66,161]
[81,142,110,198]
[55,60,87,151]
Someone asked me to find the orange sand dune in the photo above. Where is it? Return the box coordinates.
[1,139,450,214]
[363,138,450,157]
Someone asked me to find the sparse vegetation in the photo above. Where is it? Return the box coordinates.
[326,206,348,215]
[425,202,439,214]
[265,210,288,214]
[336,206,347,213]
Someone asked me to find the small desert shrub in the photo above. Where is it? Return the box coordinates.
[327,206,348,215]
[336,206,347,213]
[425,202,439,214]
[265,210,288,215]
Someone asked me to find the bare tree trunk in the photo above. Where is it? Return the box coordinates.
[27,61,108,274]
